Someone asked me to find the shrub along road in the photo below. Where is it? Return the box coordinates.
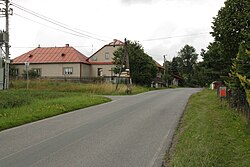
[0,88,201,167]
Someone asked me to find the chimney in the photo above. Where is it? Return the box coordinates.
[65,44,69,47]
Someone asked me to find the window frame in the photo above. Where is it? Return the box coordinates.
[63,67,73,75]
[32,68,42,76]
[105,52,110,60]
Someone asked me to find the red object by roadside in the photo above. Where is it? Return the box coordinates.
[220,87,227,97]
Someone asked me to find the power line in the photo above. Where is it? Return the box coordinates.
[141,32,210,42]
[12,3,102,40]
[11,2,109,42]
[14,13,95,39]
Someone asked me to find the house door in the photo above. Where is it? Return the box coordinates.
[97,68,103,77]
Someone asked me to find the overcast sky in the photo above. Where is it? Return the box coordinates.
[1,0,225,64]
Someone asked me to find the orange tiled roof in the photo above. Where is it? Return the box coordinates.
[12,46,90,64]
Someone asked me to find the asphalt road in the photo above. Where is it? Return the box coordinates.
[0,88,201,167]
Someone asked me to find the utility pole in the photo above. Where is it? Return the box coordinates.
[5,0,11,89]
[0,0,12,89]
[163,55,166,76]
[115,38,132,93]
[163,54,168,87]
[115,39,126,91]
[25,62,29,89]
[124,38,132,93]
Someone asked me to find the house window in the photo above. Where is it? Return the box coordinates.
[63,67,73,75]
[32,68,41,76]
[11,69,19,76]
[105,52,110,60]
[97,68,103,76]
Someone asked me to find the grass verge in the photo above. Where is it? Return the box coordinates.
[0,90,111,131]
[167,89,250,167]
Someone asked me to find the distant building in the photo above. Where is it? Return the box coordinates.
[172,74,183,86]
[12,39,164,84]
[151,61,165,88]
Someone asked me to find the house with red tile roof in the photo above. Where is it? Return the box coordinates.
[87,39,124,78]
[12,44,91,80]
[12,39,165,85]
[12,40,124,81]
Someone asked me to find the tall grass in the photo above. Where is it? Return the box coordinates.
[10,80,149,95]
[167,89,250,167]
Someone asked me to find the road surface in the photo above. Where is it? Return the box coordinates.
[0,88,201,167]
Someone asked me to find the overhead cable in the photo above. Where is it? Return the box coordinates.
[142,32,210,42]
[11,2,109,42]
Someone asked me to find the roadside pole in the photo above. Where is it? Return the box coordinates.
[124,38,132,93]
[0,0,13,89]
[25,62,29,89]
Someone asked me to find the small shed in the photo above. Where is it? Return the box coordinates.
[210,81,223,90]
[172,74,183,86]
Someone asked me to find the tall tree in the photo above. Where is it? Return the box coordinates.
[170,57,182,76]
[177,45,198,86]
[211,0,250,76]
[202,42,226,81]
[178,45,198,73]
[113,40,157,86]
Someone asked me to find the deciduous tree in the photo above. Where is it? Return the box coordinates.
[211,0,250,75]
[113,40,157,86]
[177,45,198,86]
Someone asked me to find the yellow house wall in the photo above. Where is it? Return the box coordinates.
[89,45,122,62]
[88,45,122,77]
[14,63,90,78]
[90,64,116,77]
[81,64,91,77]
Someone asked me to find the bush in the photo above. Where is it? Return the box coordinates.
[22,69,40,79]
